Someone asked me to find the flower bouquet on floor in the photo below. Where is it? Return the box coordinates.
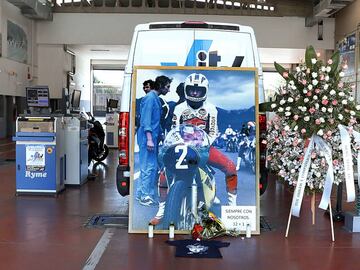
[266,46,360,241]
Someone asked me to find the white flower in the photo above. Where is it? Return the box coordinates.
[294,125,298,131]
[339,72,345,77]
[313,95,318,100]
[285,112,291,116]
[339,92,345,97]
[316,172,321,178]
[301,107,307,112]
[350,111,356,116]
[330,90,336,95]
[280,99,286,105]
[278,107,284,112]
[322,95,328,100]
[325,75,329,81]
[321,66,326,72]
[291,85,297,90]
[290,169,296,174]
[304,116,310,121]
[320,117,325,123]
[271,103,277,108]
[288,97,294,103]
[311,58,317,64]
[356,105,360,110]
[324,84,329,90]
[285,106,291,111]
[304,98,309,103]
[289,80,295,85]
[296,67,301,72]
[312,80,318,86]
[308,84,313,90]
[342,100,348,105]
[303,89,308,94]
[338,114,343,120]
[312,72,318,78]
[349,96,354,102]
[284,125,290,131]
[317,129,324,136]
[326,66,331,72]
[321,107,327,112]
[328,107,333,113]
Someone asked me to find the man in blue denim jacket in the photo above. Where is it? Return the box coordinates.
[136,75,172,206]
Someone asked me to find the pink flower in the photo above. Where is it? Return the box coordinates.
[328,59,333,65]
[306,68,311,74]
[319,75,324,81]
[302,79,307,85]
[267,156,272,161]
[281,130,286,136]
[299,155,304,162]
[283,72,289,78]
[261,140,267,144]
[309,107,316,114]
[348,126,354,135]
[315,89,320,94]
[322,99,329,105]
[281,90,287,95]
[315,119,321,125]
[333,159,339,166]
[321,158,326,167]
[349,118,357,125]
[338,82,344,88]
[307,91,312,97]
[332,100,338,105]
[311,152,317,159]
[301,129,306,134]
[274,125,279,130]
[323,134,328,140]
[293,115,299,120]
[329,118,335,124]
[326,130,332,136]
[275,138,280,143]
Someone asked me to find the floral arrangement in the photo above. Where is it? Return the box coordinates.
[266,46,360,191]
[265,116,360,191]
[271,46,360,139]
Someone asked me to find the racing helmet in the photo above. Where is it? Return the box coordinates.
[184,73,209,103]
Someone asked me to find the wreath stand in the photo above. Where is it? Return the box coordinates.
[285,192,335,242]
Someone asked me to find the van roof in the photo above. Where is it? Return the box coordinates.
[134,21,255,34]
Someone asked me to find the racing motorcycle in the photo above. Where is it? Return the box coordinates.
[159,124,216,230]
[225,134,238,153]
[87,113,109,165]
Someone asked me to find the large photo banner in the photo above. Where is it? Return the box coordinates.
[129,66,259,234]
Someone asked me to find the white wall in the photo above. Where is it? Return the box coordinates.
[0,1,35,97]
[37,44,73,98]
[36,13,335,50]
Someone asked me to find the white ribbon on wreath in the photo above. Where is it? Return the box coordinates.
[290,125,358,217]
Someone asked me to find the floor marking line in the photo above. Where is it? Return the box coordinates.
[83,228,115,270]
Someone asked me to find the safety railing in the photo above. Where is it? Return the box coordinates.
[51,0,282,16]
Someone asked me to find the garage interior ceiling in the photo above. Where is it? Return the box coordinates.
[6,0,354,20]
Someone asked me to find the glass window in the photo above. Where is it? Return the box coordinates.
[263,71,286,102]
[93,69,124,117]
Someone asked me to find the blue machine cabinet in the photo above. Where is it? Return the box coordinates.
[13,117,65,194]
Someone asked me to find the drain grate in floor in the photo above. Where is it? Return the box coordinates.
[260,216,273,232]
[85,214,128,229]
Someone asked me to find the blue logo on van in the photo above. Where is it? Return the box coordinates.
[161,39,221,67]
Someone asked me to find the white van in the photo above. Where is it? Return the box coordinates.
[116,21,267,196]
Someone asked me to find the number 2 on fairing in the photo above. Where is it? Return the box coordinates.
[175,145,188,169]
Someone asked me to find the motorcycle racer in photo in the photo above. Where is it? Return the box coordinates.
[150,73,238,225]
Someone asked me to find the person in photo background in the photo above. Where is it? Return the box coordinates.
[136,76,172,206]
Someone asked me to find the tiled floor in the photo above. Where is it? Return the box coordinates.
[0,147,360,270]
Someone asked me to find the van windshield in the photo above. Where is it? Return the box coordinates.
[133,29,255,67]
